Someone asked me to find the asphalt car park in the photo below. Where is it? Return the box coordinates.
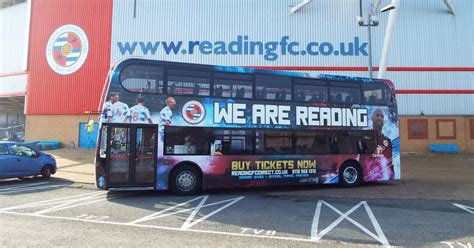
[0,157,473,248]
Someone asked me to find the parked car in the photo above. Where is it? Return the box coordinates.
[0,141,57,180]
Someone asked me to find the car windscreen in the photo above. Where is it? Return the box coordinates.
[9,145,35,157]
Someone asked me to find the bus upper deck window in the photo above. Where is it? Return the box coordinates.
[120,65,164,94]
[293,79,328,102]
[167,69,211,96]
[330,87,361,104]
[213,72,253,99]
[362,83,392,105]
[256,75,291,101]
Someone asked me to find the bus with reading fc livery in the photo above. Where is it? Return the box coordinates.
[95,59,400,195]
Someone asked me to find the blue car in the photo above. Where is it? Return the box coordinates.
[0,141,57,180]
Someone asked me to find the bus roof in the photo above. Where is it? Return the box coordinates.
[113,58,393,87]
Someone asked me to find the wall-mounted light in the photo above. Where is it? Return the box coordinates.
[380,4,396,13]
[357,4,396,78]
[443,0,456,15]
[290,0,312,15]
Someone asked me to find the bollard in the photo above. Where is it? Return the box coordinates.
[67,141,76,150]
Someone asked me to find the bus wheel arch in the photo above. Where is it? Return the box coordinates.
[169,162,203,195]
[338,160,363,187]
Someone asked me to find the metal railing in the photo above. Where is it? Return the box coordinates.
[0,124,25,142]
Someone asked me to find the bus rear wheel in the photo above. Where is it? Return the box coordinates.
[170,165,202,196]
[338,162,362,187]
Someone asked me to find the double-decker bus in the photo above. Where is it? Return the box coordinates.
[95,59,400,195]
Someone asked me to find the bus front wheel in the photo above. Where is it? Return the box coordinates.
[170,164,202,196]
[338,162,362,187]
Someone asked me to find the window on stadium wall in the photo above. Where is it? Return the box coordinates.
[0,0,26,8]
[469,119,474,139]
[436,119,457,140]
[471,120,474,139]
[408,119,429,140]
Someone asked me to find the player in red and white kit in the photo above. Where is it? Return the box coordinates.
[126,96,153,124]
[360,108,395,181]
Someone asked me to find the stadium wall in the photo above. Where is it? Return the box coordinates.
[23,0,473,152]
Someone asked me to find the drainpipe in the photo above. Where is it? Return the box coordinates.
[377,0,400,79]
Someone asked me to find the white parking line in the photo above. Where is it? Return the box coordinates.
[0,191,134,215]
[33,191,108,215]
[33,193,132,215]
[0,182,50,192]
[129,195,244,230]
[0,184,69,194]
[311,200,390,247]
[182,196,244,230]
[0,191,106,212]
[76,214,110,221]
[1,210,333,245]
[453,203,474,214]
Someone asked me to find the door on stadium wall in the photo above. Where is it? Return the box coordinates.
[79,122,99,148]
[105,124,157,188]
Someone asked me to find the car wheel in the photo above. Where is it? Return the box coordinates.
[170,164,202,196]
[41,165,53,180]
[338,162,363,187]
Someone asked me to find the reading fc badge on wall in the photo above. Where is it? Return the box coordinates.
[182,101,206,124]
[46,24,89,75]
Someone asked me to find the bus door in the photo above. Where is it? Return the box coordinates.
[105,124,158,188]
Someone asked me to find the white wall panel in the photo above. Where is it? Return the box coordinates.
[0,2,29,73]
[0,74,27,94]
[398,94,474,115]
[110,0,474,115]
[0,2,29,98]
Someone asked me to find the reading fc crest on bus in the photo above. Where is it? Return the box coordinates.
[46,24,89,75]
[182,101,206,124]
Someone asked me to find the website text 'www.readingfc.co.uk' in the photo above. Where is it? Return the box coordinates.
[117,35,369,61]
